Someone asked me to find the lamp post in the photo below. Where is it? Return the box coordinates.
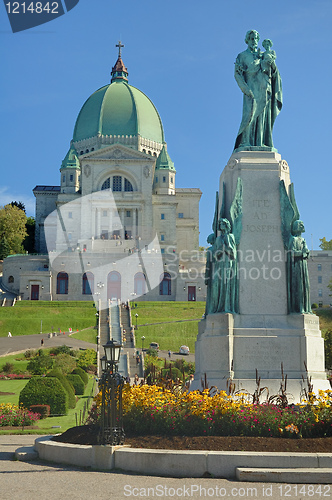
[135,313,138,330]
[99,339,125,446]
[141,335,145,353]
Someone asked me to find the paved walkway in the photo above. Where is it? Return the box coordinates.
[0,331,97,358]
[0,435,299,500]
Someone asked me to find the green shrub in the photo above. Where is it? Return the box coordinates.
[77,349,97,370]
[324,330,332,370]
[24,350,35,359]
[50,345,74,356]
[66,374,85,395]
[47,368,76,409]
[29,404,50,419]
[27,356,53,375]
[2,362,14,373]
[161,367,183,381]
[312,303,319,309]
[71,367,88,385]
[52,353,77,375]
[19,377,68,415]
[146,348,158,357]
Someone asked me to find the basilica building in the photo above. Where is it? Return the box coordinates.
[3,44,205,303]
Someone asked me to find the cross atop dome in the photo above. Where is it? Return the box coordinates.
[111,41,128,83]
[116,40,124,58]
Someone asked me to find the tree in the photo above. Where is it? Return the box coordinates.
[0,204,27,255]
[328,278,332,296]
[0,235,11,260]
[23,216,35,253]
[319,237,332,250]
[10,201,26,214]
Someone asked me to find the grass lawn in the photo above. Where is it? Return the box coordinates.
[71,327,97,344]
[0,353,29,373]
[0,376,96,435]
[131,302,205,352]
[0,379,28,404]
[0,301,96,338]
[315,307,332,334]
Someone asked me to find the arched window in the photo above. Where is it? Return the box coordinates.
[107,271,121,300]
[101,176,134,192]
[82,272,94,295]
[134,272,146,296]
[8,276,14,283]
[159,272,171,296]
[57,272,68,294]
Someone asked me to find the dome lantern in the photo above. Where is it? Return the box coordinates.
[111,41,128,83]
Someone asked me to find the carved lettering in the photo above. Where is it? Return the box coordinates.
[244,225,279,233]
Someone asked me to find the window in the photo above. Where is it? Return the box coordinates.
[82,272,94,295]
[62,175,65,182]
[161,248,165,254]
[101,176,133,192]
[8,276,14,283]
[113,176,122,192]
[156,177,158,183]
[318,264,322,271]
[161,213,165,220]
[318,276,322,283]
[159,272,171,295]
[68,212,73,219]
[101,178,110,190]
[134,272,146,295]
[318,289,323,297]
[171,177,173,184]
[102,210,107,217]
[57,272,68,294]
[160,234,165,241]
[178,213,184,218]
[70,174,73,182]
[68,233,72,241]
[163,176,166,183]
[126,211,131,218]
[124,178,133,192]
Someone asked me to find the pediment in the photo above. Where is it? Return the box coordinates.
[81,144,155,162]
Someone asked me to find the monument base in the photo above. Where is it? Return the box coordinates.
[192,313,330,403]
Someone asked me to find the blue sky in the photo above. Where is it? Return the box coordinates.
[1,0,331,249]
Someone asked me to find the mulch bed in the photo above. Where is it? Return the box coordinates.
[52,425,332,453]
[0,392,15,396]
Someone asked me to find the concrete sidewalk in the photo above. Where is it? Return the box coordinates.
[0,435,321,500]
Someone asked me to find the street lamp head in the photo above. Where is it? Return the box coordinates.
[100,355,107,373]
[103,339,122,364]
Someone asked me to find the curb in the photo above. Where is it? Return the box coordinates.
[32,436,332,482]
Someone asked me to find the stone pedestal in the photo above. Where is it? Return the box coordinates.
[193,151,329,402]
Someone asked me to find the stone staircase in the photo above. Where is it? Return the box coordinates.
[119,304,143,378]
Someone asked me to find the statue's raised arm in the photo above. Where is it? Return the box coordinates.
[234,30,283,152]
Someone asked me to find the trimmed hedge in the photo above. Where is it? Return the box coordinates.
[47,368,76,409]
[29,404,50,419]
[19,377,68,415]
[161,367,183,381]
[66,374,85,395]
[71,367,88,386]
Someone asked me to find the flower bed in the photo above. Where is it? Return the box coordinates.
[0,403,40,427]
[0,373,32,380]
[88,386,332,439]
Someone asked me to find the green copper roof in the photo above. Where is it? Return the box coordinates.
[61,145,80,170]
[155,143,176,172]
[73,81,164,144]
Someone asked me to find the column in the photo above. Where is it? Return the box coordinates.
[120,209,125,239]
[96,208,101,239]
[132,208,137,239]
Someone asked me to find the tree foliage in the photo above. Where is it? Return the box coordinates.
[0,235,11,260]
[319,237,332,251]
[0,204,27,255]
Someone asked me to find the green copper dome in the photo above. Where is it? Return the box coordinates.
[73,56,164,144]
